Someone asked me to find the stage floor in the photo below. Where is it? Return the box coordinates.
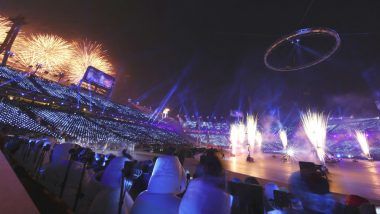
[133,151,380,203]
[221,153,380,203]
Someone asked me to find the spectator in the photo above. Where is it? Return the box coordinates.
[289,171,336,213]
[179,150,230,214]
[194,149,226,188]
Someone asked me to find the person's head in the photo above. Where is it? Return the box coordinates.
[200,151,224,177]
[245,176,260,185]
[302,171,330,195]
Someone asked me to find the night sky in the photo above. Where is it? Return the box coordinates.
[2,0,380,117]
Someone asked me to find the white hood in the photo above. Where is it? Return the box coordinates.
[101,156,130,189]
[147,155,186,194]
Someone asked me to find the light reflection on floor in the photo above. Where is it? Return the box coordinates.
[222,153,380,203]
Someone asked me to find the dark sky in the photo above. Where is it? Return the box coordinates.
[2,0,380,117]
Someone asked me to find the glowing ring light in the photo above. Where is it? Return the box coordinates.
[264,27,340,71]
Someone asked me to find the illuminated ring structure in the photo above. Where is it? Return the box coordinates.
[264,27,341,71]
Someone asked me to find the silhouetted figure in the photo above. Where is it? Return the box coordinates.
[0,127,10,152]
[289,171,336,213]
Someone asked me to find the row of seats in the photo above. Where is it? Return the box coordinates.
[4,138,232,214]
[0,66,148,121]
[31,108,127,147]
[0,101,57,137]
[5,138,378,213]
[0,66,41,92]
[5,138,137,213]
[90,118,187,145]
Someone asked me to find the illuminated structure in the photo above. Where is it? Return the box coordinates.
[78,66,115,97]
[264,27,341,71]
[162,108,170,118]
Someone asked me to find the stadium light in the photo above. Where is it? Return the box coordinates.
[163,108,170,118]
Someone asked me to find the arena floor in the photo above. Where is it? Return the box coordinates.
[222,153,380,203]
[133,151,380,203]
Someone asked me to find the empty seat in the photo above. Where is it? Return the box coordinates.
[82,157,134,214]
[131,155,186,214]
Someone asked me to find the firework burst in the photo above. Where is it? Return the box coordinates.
[355,130,371,159]
[68,40,114,83]
[12,34,73,77]
[301,111,328,164]
[0,15,11,43]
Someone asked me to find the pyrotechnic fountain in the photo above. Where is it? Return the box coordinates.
[246,115,257,155]
[255,131,263,152]
[279,129,287,152]
[301,111,328,164]
[279,129,291,161]
[355,130,372,161]
[229,124,239,156]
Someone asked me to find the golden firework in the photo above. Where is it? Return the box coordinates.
[68,40,114,83]
[0,15,11,43]
[12,34,73,79]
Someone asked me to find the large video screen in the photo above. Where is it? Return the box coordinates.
[82,66,115,89]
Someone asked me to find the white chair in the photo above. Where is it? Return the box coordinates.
[38,143,76,195]
[179,178,231,214]
[83,156,134,214]
[131,155,186,214]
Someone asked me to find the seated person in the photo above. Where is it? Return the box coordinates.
[289,170,336,213]
[193,149,226,189]
[179,150,230,214]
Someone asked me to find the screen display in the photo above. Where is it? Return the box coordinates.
[82,66,115,89]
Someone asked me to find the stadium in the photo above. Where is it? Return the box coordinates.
[0,2,380,214]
